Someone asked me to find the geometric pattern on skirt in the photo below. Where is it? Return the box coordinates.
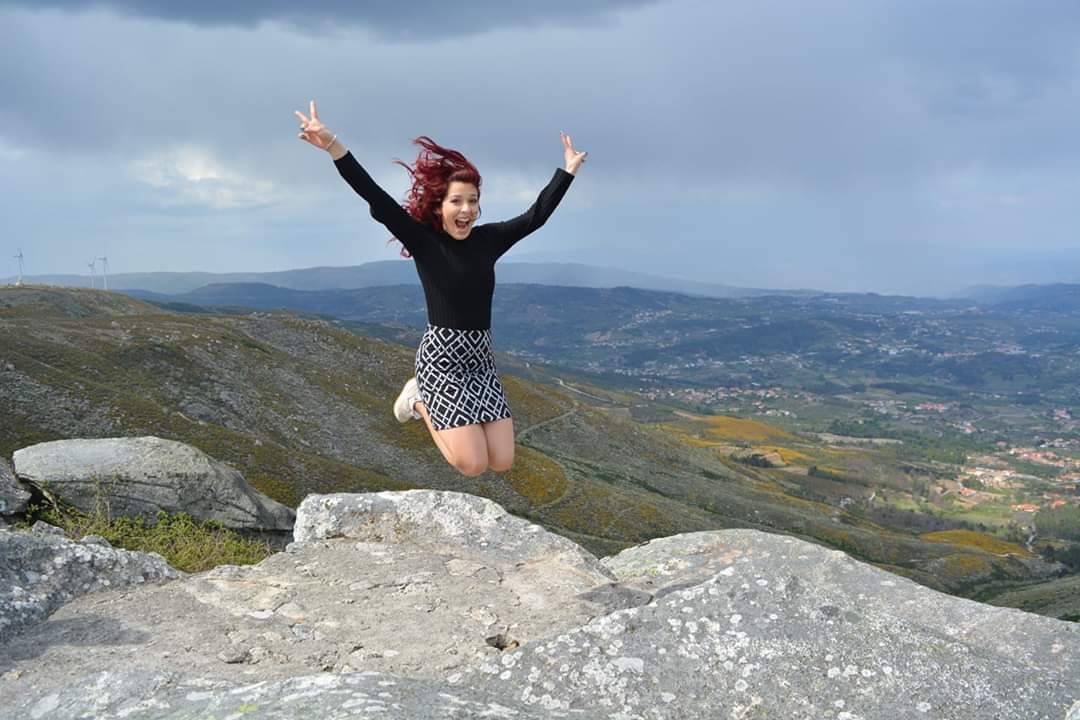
[414,324,512,431]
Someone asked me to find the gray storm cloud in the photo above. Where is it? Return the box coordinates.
[1,0,1078,293]
[0,0,656,36]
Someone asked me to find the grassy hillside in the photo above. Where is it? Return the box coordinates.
[0,286,1067,610]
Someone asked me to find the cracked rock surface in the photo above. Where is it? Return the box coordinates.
[2,490,1078,719]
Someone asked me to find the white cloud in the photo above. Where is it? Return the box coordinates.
[476,171,555,205]
[0,136,27,161]
[129,145,281,209]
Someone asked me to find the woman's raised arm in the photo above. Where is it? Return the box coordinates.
[483,132,585,258]
[295,100,426,253]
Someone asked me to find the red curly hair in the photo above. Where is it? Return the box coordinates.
[389,136,482,257]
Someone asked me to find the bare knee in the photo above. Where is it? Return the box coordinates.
[488,449,514,473]
[452,455,488,477]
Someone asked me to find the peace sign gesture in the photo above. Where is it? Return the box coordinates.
[294,99,336,151]
[561,131,588,175]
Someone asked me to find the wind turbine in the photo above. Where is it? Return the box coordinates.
[98,256,109,290]
[14,249,23,287]
[88,259,97,289]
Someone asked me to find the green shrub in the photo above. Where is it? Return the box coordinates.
[1036,504,1080,542]
[22,504,272,573]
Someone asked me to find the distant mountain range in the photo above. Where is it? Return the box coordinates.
[120,278,1080,323]
[1,261,818,299]
[962,283,1080,312]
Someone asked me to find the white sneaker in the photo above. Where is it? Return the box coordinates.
[393,377,422,422]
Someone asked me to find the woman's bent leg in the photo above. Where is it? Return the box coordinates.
[415,401,489,476]
[483,418,515,472]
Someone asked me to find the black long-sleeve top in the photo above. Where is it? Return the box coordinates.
[334,151,574,330]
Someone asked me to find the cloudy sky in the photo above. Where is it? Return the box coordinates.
[2,0,1078,296]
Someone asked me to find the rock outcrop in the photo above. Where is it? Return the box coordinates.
[12,436,295,531]
[1,489,1077,719]
[731,447,786,467]
[0,457,30,515]
[0,526,181,644]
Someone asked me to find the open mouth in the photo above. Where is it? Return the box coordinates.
[455,219,471,230]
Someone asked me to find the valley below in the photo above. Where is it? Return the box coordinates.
[3,283,1079,620]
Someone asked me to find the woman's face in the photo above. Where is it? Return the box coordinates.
[437,181,480,240]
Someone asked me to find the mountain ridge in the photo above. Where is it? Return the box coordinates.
[1,261,820,298]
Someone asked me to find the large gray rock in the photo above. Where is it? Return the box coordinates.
[1,491,1078,719]
[12,436,295,531]
[0,490,632,707]
[293,490,612,573]
[602,529,1071,666]
[15,670,563,720]
[0,529,181,644]
[461,530,1080,718]
[0,457,30,515]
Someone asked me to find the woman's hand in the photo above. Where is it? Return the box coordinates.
[561,131,588,175]
[295,100,336,151]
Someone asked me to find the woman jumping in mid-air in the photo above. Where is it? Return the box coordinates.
[295,100,587,476]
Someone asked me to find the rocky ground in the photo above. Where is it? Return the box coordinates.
[1,490,1078,719]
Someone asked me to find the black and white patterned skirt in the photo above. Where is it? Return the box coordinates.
[414,324,512,431]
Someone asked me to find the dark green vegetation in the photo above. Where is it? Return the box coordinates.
[1038,504,1080,544]
[20,504,272,573]
[2,285,1078,620]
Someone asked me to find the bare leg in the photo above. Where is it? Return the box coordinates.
[414,400,456,464]
[483,417,515,472]
[414,400,490,476]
